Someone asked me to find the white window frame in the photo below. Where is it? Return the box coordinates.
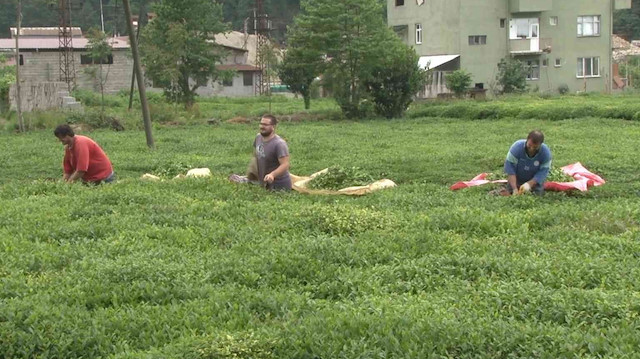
[577,57,600,78]
[526,59,540,80]
[509,18,539,39]
[549,16,558,26]
[415,23,422,44]
[577,15,600,37]
[555,58,562,67]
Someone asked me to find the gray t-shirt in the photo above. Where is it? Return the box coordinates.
[254,134,291,190]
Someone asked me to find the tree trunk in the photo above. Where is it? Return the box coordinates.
[302,90,310,110]
[15,0,24,132]
[123,0,154,148]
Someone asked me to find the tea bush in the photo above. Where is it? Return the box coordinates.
[1,101,640,357]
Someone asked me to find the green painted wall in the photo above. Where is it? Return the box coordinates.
[388,0,626,94]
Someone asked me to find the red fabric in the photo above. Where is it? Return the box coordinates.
[451,162,605,192]
[63,135,113,182]
[449,173,507,190]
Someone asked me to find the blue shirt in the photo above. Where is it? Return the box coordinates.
[504,139,552,185]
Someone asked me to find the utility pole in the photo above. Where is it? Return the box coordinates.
[123,0,154,149]
[15,0,24,132]
[99,0,105,32]
[128,0,147,111]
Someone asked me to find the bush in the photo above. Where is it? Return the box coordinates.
[496,58,528,93]
[66,109,124,130]
[72,89,124,107]
[149,103,180,124]
[445,70,472,98]
[365,43,426,118]
[558,83,570,95]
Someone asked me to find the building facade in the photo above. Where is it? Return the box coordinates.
[0,28,263,98]
[388,0,632,97]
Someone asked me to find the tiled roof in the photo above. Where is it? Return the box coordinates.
[0,37,130,50]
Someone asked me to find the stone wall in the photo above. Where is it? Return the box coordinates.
[9,81,68,112]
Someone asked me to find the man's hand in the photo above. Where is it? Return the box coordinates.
[518,182,531,194]
[264,173,275,184]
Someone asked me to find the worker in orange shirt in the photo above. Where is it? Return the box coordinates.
[53,124,115,184]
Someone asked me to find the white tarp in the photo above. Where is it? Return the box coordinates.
[418,55,460,70]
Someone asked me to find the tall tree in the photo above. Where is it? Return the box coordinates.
[84,27,112,120]
[278,46,323,109]
[288,0,411,118]
[139,0,229,108]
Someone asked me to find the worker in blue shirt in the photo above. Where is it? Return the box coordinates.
[504,130,551,195]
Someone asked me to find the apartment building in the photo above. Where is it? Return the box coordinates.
[388,0,632,97]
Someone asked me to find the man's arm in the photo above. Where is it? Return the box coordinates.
[504,144,519,194]
[66,170,87,183]
[507,174,518,194]
[264,156,290,184]
[66,139,90,183]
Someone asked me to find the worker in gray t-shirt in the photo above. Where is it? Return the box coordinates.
[253,114,292,191]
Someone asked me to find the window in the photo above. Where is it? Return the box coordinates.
[577,57,600,78]
[510,18,539,39]
[555,58,562,67]
[80,54,113,65]
[415,23,422,44]
[468,35,487,45]
[542,59,548,67]
[222,77,233,87]
[243,72,253,86]
[395,0,404,6]
[526,59,540,80]
[500,19,506,28]
[550,16,558,26]
[19,54,24,66]
[577,16,600,37]
[196,77,208,86]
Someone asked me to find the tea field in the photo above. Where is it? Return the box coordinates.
[1,110,640,357]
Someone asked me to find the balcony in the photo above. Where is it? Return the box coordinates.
[510,38,552,55]
[509,0,552,13]
[615,0,632,10]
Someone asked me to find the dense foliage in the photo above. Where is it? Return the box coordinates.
[496,58,528,94]
[277,39,324,110]
[614,0,640,40]
[307,166,375,190]
[139,0,229,108]
[546,167,576,182]
[364,41,426,118]
[408,93,640,121]
[445,69,472,98]
[289,0,415,119]
[0,54,15,112]
[1,101,640,357]
[620,56,640,90]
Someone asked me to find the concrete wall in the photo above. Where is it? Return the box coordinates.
[9,81,68,112]
[195,72,258,97]
[17,49,133,94]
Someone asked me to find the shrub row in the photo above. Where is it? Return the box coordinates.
[409,98,640,121]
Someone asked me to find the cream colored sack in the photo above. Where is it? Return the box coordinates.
[290,168,396,196]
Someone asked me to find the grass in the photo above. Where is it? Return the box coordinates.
[1,96,640,357]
